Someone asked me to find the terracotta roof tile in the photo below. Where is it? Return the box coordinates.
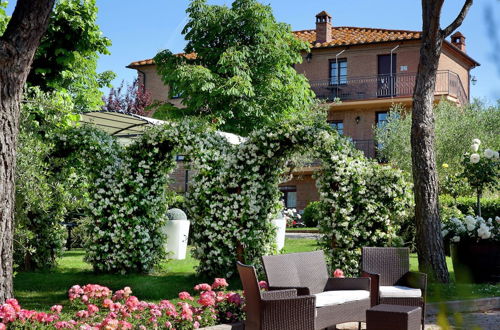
[127,52,197,68]
[293,26,421,48]
[128,26,421,67]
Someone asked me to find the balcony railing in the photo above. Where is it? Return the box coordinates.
[309,70,468,105]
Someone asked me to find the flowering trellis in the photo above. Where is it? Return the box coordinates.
[186,123,411,277]
[57,121,410,276]
[313,136,412,275]
[56,122,223,273]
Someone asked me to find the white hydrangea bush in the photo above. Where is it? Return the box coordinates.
[442,215,500,243]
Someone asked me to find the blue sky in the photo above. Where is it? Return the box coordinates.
[7,0,500,102]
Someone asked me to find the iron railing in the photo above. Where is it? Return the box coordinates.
[309,70,468,105]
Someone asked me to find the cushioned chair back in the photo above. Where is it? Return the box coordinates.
[237,262,262,330]
[361,247,409,286]
[262,251,329,294]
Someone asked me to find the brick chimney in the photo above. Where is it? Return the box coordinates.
[315,11,332,44]
[451,31,466,52]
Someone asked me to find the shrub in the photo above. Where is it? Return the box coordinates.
[301,201,321,227]
[440,195,499,220]
[375,101,500,179]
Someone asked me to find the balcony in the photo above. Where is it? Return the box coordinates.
[309,70,468,105]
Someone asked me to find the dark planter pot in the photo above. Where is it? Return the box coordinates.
[450,240,500,284]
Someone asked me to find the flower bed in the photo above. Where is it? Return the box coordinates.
[0,279,244,329]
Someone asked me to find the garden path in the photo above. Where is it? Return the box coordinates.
[335,309,500,329]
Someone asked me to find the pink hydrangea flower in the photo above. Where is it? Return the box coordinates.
[87,304,99,315]
[194,283,212,292]
[227,292,243,305]
[180,303,193,321]
[211,278,229,289]
[51,305,63,314]
[75,310,89,318]
[333,269,345,278]
[178,291,194,301]
[198,291,216,307]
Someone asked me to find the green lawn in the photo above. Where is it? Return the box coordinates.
[285,227,319,232]
[14,239,500,311]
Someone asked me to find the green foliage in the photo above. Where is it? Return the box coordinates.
[301,201,321,227]
[27,0,115,110]
[440,195,499,220]
[0,1,8,34]
[376,101,500,178]
[154,0,315,136]
[440,164,472,199]
[15,88,81,270]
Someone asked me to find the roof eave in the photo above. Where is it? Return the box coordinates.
[442,41,480,67]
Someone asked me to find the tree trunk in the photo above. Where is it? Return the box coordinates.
[0,0,55,302]
[411,0,473,283]
[411,36,450,282]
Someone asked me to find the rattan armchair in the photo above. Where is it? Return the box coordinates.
[237,261,316,330]
[261,251,371,330]
[361,247,427,330]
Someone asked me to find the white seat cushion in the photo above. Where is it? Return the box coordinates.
[314,290,370,308]
[379,286,422,298]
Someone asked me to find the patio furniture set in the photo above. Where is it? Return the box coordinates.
[237,247,427,330]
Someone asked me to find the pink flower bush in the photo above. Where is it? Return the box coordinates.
[258,280,269,290]
[0,278,245,329]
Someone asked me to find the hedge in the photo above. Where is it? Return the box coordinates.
[440,195,499,219]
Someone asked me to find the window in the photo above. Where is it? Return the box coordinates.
[330,59,347,85]
[329,120,343,135]
[280,186,297,209]
[376,111,389,160]
[376,111,388,128]
[170,84,182,99]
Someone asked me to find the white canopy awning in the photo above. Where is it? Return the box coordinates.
[80,111,164,138]
[80,111,245,145]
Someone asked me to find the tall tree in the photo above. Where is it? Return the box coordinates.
[411,0,473,282]
[0,0,55,302]
[154,0,315,136]
[27,0,114,111]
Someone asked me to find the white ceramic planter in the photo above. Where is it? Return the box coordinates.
[271,213,286,250]
[163,208,190,260]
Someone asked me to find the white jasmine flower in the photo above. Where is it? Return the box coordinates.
[470,153,480,164]
[471,144,479,152]
[472,138,481,146]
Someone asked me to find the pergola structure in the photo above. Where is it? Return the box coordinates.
[80,110,244,145]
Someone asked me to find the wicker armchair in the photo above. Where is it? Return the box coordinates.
[262,251,371,330]
[237,261,316,330]
[361,247,427,330]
